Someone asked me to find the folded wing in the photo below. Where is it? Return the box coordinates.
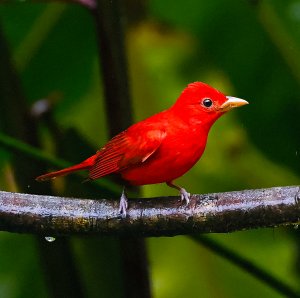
[89,129,166,180]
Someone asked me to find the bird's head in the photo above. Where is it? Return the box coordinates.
[172,82,248,126]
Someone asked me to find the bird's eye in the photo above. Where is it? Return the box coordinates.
[202,98,213,108]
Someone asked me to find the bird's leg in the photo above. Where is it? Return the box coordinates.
[166,181,190,205]
[119,186,129,217]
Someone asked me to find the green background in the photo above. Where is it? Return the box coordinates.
[0,0,300,297]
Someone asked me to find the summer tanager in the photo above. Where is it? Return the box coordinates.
[36,82,248,215]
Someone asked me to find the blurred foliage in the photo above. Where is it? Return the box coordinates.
[0,0,300,297]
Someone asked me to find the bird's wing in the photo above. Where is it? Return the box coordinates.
[89,129,166,180]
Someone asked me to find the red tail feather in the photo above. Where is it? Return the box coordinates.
[36,155,96,182]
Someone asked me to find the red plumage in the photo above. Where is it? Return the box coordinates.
[36,82,248,213]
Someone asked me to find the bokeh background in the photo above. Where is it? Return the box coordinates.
[0,0,300,297]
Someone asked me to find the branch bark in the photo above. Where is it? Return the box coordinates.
[1,185,299,236]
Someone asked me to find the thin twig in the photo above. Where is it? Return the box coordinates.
[0,24,85,297]
[193,235,300,297]
[0,186,299,236]
[0,131,120,193]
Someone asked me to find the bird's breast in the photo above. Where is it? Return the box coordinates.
[120,126,208,185]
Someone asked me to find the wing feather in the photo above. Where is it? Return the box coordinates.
[89,129,166,180]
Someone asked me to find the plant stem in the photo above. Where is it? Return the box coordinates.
[92,0,151,297]
[193,235,300,298]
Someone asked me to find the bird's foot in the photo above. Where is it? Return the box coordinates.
[119,188,128,217]
[179,187,190,205]
[166,181,191,205]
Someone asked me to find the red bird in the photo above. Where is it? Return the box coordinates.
[36,82,248,215]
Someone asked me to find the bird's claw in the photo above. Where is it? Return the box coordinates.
[180,188,190,205]
[119,189,128,217]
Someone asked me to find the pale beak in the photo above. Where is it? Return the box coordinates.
[219,96,249,112]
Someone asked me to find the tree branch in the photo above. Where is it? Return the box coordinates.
[1,185,299,236]
[92,0,151,296]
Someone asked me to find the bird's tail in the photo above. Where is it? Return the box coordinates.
[36,155,96,182]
